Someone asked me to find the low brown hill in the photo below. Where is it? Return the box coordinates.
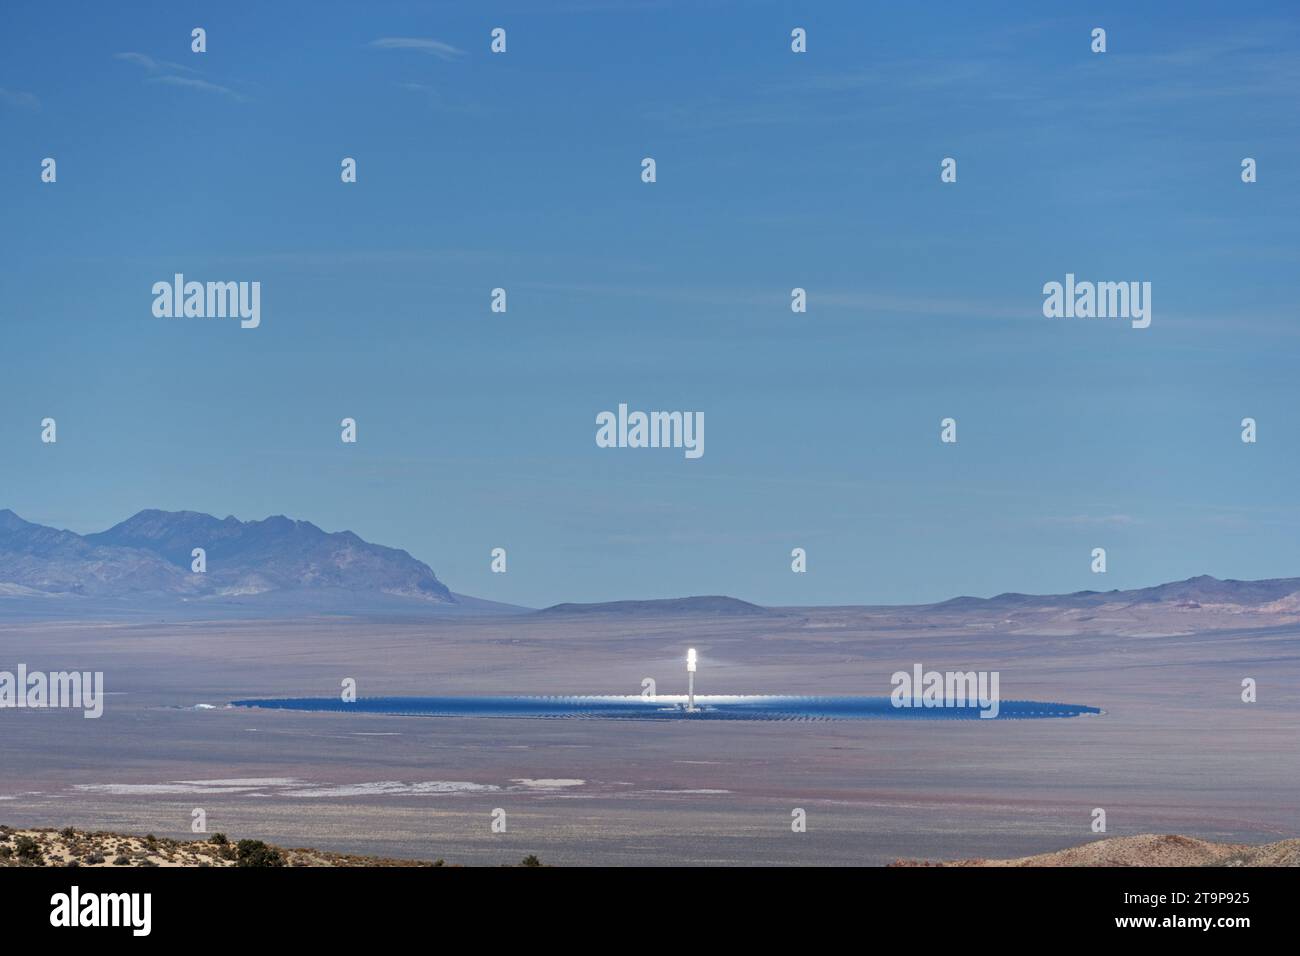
[890,833,1300,867]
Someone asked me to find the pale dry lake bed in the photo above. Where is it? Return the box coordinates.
[2,608,1297,865]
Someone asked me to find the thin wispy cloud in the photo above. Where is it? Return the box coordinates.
[116,51,244,101]
[518,279,1029,323]
[0,87,40,110]
[1042,515,1142,529]
[651,18,1300,134]
[369,37,467,61]
[149,75,243,100]
[114,52,199,75]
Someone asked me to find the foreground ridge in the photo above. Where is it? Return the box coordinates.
[889,833,1300,867]
[0,826,544,868]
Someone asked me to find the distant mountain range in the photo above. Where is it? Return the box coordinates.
[3,507,1299,622]
[928,575,1300,611]
[0,508,455,608]
[538,596,770,617]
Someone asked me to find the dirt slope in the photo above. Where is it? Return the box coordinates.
[891,833,1300,867]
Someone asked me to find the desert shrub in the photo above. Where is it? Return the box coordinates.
[210,832,228,845]
[235,839,285,867]
[84,853,106,865]
[112,855,130,866]
[519,854,542,867]
[14,836,42,863]
[0,846,12,859]
[60,826,76,839]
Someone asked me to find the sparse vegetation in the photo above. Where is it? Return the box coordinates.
[235,839,285,867]
[13,835,42,864]
[0,826,476,867]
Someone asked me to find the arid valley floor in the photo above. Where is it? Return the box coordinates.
[2,601,1297,865]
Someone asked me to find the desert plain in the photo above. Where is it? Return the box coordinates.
[1,599,1297,866]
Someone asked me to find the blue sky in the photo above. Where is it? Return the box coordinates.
[2,1,1298,607]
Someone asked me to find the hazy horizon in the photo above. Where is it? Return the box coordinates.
[5,502,1300,610]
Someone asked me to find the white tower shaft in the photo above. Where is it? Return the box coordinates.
[686,648,697,712]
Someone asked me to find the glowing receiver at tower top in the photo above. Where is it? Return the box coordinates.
[686,648,697,712]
